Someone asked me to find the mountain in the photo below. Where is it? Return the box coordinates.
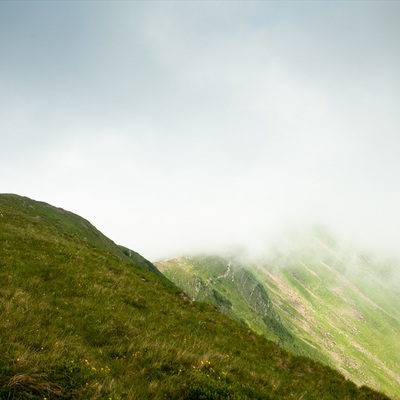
[156,228,400,399]
[0,194,390,399]
[156,255,328,364]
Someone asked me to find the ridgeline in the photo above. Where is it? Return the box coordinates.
[0,194,390,399]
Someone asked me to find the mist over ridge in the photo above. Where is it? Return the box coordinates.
[155,220,400,272]
[2,1,400,263]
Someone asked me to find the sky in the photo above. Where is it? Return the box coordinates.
[1,1,400,261]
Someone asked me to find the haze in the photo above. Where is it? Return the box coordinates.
[2,1,400,260]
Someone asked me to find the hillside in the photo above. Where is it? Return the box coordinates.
[0,194,390,399]
[156,229,400,399]
[156,255,329,364]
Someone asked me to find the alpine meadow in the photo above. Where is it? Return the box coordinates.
[156,229,400,398]
[0,194,393,399]
[2,2,400,399]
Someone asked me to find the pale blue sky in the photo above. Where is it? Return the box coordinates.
[1,1,400,259]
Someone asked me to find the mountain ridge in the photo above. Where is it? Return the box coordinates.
[156,230,400,399]
[156,255,328,363]
[0,194,391,399]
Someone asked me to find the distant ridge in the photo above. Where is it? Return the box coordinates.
[156,229,400,399]
[156,255,327,362]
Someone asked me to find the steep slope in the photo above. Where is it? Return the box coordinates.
[156,230,400,399]
[156,255,328,363]
[255,229,400,398]
[0,195,390,399]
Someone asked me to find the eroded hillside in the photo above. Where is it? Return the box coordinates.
[156,230,400,399]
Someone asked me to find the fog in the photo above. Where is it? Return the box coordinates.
[1,1,400,261]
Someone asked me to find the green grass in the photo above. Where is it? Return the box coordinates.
[156,233,400,399]
[157,256,327,362]
[253,233,400,399]
[0,194,391,399]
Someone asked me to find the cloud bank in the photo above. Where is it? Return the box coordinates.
[1,1,400,260]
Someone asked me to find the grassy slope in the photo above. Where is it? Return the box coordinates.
[156,232,400,399]
[0,194,390,399]
[254,232,400,399]
[156,256,329,364]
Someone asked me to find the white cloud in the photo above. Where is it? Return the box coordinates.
[1,1,400,260]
